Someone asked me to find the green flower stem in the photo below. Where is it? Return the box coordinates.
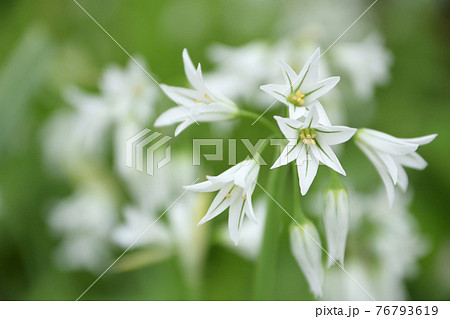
[238,109,278,134]
[254,166,285,300]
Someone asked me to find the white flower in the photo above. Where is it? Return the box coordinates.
[332,33,392,100]
[290,222,324,297]
[272,105,356,195]
[185,159,260,245]
[261,48,339,116]
[48,184,117,272]
[355,128,437,206]
[324,186,349,267]
[155,49,238,136]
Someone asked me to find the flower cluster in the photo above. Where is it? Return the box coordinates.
[154,48,436,298]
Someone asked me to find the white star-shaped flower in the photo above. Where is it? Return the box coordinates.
[355,128,437,206]
[155,49,238,136]
[261,48,340,117]
[272,105,356,195]
[184,159,260,245]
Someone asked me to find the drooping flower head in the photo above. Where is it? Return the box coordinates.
[290,222,324,298]
[272,105,356,195]
[155,49,238,136]
[355,128,437,206]
[261,48,340,116]
[184,159,260,245]
[323,181,349,267]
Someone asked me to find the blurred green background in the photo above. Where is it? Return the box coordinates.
[0,0,449,300]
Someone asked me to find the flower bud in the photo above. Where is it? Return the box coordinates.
[290,222,323,297]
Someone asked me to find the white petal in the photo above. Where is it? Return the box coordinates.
[396,163,409,191]
[228,197,246,246]
[377,151,398,184]
[324,189,349,267]
[303,76,340,104]
[244,189,257,223]
[274,115,301,140]
[357,141,396,206]
[160,84,197,106]
[292,48,321,91]
[290,224,323,297]
[302,104,320,129]
[312,142,345,175]
[183,49,207,93]
[310,101,331,126]
[280,60,298,87]
[271,143,302,169]
[198,183,234,225]
[154,107,188,127]
[400,134,437,145]
[396,152,428,170]
[184,180,223,193]
[289,106,307,120]
[260,83,290,105]
[207,162,244,184]
[296,152,319,195]
[174,118,195,136]
[358,129,418,155]
[316,125,357,145]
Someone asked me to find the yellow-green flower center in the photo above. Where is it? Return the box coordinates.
[299,128,316,145]
[287,90,305,106]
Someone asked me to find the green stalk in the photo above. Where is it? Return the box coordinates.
[253,166,284,300]
[238,109,278,134]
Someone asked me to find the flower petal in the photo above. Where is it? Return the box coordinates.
[358,129,418,155]
[357,141,396,206]
[303,76,340,104]
[228,197,246,246]
[396,152,428,170]
[271,143,302,169]
[274,115,301,140]
[296,152,319,195]
[260,83,290,105]
[280,60,298,87]
[198,183,234,225]
[174,118,195,136]
[154,106,188,127]
[316,125,357,145]
[311,142,345,175]
[400,134,437,145]
[184,180,224,193]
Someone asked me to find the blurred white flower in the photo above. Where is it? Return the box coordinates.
[290,222,324,298]
[112,205,171,248]
[323,186,349,267]
[323,189,428,300]
[155,49,238,136]
[49,184,117,272]
[42,58,158,173]
[272,105,356,195]
[332,34,393,100]
[356,128,437,206]
[186,159,260,245]
[261,48,339,116]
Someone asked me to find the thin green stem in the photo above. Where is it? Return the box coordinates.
[238,109,278,134]
[253,166,286,300]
